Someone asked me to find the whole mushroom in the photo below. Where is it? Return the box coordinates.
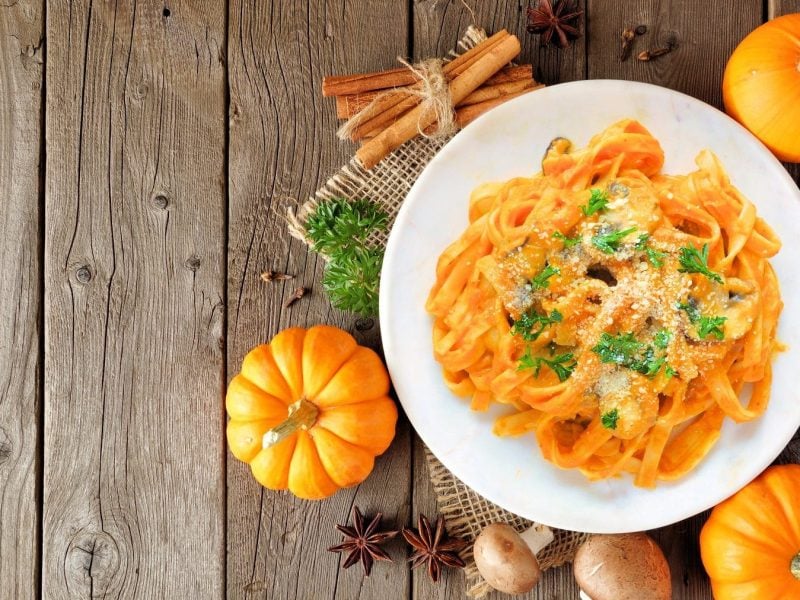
[573,533,671,600]
[473,523,553,595]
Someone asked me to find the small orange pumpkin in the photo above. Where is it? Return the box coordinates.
[722,14,800,162]
[700,464,800,599]
[226,325,397,499]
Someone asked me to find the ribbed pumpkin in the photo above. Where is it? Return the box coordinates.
[700,464,800,599]
[722,14,800,162]
[226,325,397,499]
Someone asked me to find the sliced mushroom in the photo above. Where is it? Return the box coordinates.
[686,277,760,341]
[573,533,671,600]
[473,523,553,595]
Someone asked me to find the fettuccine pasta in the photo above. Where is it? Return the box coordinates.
[426,120,782,487]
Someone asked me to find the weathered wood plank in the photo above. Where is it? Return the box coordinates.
[0,1,43,598]
[44,2,226,597]
[413,0,586,86]
[411,1,586,598]
[587,2,762,599]
[226,2,412,599]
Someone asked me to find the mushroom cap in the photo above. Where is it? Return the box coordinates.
[473,523,541,595]
[573,533,671,600]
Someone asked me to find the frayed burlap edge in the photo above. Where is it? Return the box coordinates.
[286,26,588,597]
[425,447,590,597]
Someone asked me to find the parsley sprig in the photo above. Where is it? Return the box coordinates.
[305,197,388,316]
[635,234,666,268]
[591,227,637,254]
[518,348,577,382]
[678,300,727,340]
[553,231,581,248]
[677,243,723,284]
[512,309,563,342]
[601,408,620,430]
[580,189,610,216]
[592,331,675,378]
[531,264,560,289]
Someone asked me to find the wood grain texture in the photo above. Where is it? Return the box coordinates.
[44,1,226,597]
[226,2,412,598]
[0,1,43,598]
[413,0,586,86]
[587,0,761,109]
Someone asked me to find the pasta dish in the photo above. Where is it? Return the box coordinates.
[426,119,782,487]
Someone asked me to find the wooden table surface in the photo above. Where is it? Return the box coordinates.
[2,1,799,598]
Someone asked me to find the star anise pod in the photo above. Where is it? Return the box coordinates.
[402,514,467,583]
[328,506,398,576]
[526,0,583,49]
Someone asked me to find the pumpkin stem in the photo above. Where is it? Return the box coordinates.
[792,552,800,581]
[262,398,319,449]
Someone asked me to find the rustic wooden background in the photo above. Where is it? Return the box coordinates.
[1,0,799,598]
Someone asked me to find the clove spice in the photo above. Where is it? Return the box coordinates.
[620,25,649,62]
[261,270,294,283]
[637,46,674,61]
[283,286,307,308]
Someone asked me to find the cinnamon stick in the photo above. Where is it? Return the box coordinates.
[335,65,535,119]
[356,34,522,169]
[455,84,544,128]
[346,31,511,141]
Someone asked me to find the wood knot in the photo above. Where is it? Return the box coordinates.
[151,192,169,210]
[65,530,122,597]
[0,428,11,465]
[355,317,374,331]
[184,255,201,271]
[75,265,93,284]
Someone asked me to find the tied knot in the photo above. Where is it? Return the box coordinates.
[337,57,457,142]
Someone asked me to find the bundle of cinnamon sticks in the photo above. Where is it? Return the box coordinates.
[322,30,542,169]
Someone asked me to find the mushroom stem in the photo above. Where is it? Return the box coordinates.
[519,523,554,554]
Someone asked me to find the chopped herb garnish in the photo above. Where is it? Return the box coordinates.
[635,234,666,268]
[677,243,723,284]
[697,315,727,340]
[592,331,672,378]
[665,365,678,378]
[530,264,560,289]
[678,300,727,340]
[591,227,637,254]
[511,309,563,342]
[553,231,581,248]
[653,329,672,349]
[580,189,610,216]
[518,348,577,382]
[601,408,620,430]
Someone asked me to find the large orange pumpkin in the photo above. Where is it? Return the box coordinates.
[700,464,800,599]
[722,14,800,162]
[226,325,398,499]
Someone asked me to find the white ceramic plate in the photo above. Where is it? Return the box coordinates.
[379,80,800,533]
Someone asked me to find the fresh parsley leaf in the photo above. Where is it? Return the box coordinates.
[665,365,678,378]
[511,309,563,342]
[677,243,723,284]
[305,198,388,256]
[580,189,610,216]
[591,226,637,254]
[322,246,383,316]
[654,329,672,349]
[553,231,581,248]
[677,300,701,323]
[601,408,620,430]
[517,348,577,382]
[697,315,727,340]
[634,234,666,268]
[592,331,671,378]
[592,332,644,366]
[678,300,726,340]
[531,264,560,289]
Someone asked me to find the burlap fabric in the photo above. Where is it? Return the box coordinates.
[286,26,591,597]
